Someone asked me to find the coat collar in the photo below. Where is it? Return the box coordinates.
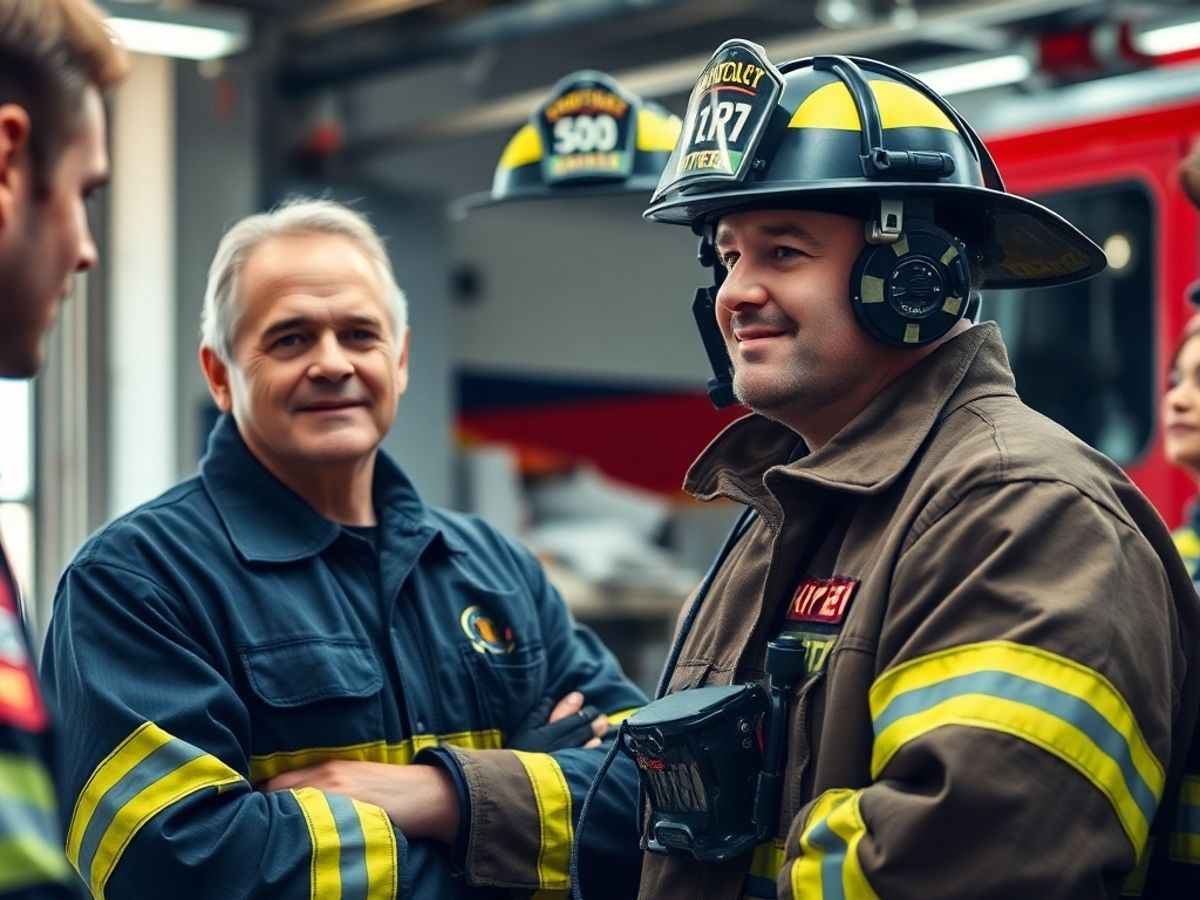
[685,323,1018,517]
[199,414,463,563]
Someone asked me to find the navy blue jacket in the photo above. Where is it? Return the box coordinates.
[41,415,644,899]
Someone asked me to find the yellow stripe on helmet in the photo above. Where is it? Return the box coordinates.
[498,124,544,171]
[788,80,957,133]
[636,108,683,152]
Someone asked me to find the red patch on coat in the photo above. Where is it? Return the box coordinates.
[0,633,47,731]
[787,577,860,625]
[0,579,47,731]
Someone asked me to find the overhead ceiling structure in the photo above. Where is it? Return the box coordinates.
[193,0,1198,188]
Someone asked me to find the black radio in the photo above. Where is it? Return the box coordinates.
[620,633,811,861]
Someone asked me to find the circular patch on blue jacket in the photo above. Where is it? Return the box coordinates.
[460,605,516,654]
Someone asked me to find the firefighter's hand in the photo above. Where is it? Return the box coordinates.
[1180,138,1200,211]
[262,761,459,842]
[508,690,609,752]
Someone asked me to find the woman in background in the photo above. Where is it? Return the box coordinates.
[1164,309,1200,580]
[1166,140,1200,579]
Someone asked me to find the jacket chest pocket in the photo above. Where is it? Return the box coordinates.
[460,643,547,736]
[239,638,385,756]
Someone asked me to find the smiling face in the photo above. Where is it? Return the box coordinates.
[0,87,108,377]
[201,232,409,480]
[1164,331,1200,478]
[713,207,917,443]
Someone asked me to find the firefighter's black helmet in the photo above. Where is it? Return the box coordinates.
[457,70,681,212]
[644,40,1106,289]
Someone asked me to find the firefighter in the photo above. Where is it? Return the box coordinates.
[40,199,646,899]
[633,40,1200,898]
[0,2,127,897]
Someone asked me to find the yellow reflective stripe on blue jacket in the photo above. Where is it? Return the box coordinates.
[291,788,398,899]
[512,750,573,891]
[65,722,243,898]
[790,789,879,899]
[1171,775,1200,864]
[249,728,504,783]
[869,641,1164,851]
[605,707,641,726]
[0,752,72,893]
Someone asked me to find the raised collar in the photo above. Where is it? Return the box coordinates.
[199,414,460,563]
[685,323,1018,521]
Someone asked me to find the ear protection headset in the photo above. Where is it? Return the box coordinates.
[812,56,988,350]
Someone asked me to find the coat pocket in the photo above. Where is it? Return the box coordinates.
[460,642,548,736]
[240,637,383,706]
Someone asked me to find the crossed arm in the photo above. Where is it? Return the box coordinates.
[261,691,609,843]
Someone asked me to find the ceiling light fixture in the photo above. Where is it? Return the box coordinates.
[1131,16,1200,57]
[914,53,1032,96]
[103,2,250,60]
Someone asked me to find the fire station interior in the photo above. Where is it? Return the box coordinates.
[5,0,1200,692]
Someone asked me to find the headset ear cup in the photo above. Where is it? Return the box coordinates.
[849,220,972,348]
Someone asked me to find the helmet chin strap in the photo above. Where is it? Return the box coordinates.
[694,232,738,409]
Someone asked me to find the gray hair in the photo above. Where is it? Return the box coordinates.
[200,197,408,361]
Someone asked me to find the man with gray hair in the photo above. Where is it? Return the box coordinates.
[40,198,645,899]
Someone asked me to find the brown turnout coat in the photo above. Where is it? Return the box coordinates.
[638,324,1200,900]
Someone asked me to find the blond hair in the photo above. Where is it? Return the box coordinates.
[0,0,129,189]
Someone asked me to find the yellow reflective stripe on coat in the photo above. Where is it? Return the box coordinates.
[870,641,1163,851]
[291,788,398,900]
[1121,837,1153,897]
[1172,526,1200,577]
[0,752,72,892]
[749,839,785,879]
[740,840,786,898]
[65,721,243,898]
[249,729,504,782]
[513,750,573,890]
[790,789,879,899]
[1170,775,1200,864]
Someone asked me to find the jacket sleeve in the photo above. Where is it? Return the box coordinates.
[437,543,647,899]
[778,479,1196,900]
[40,560,411,900]
[0,608,76,899]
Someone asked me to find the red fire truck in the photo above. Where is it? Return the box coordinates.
[982,61,1200,526]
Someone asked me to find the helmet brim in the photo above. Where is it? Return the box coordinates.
[452,174,661,218]
[643,181,1107,289]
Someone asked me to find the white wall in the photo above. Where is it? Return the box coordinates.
[175,58,261,473]
[451,193,716,385]
[108,54,177,519]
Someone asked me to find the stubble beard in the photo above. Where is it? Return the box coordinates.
[733,356,809,421]
[731,352,850,429]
